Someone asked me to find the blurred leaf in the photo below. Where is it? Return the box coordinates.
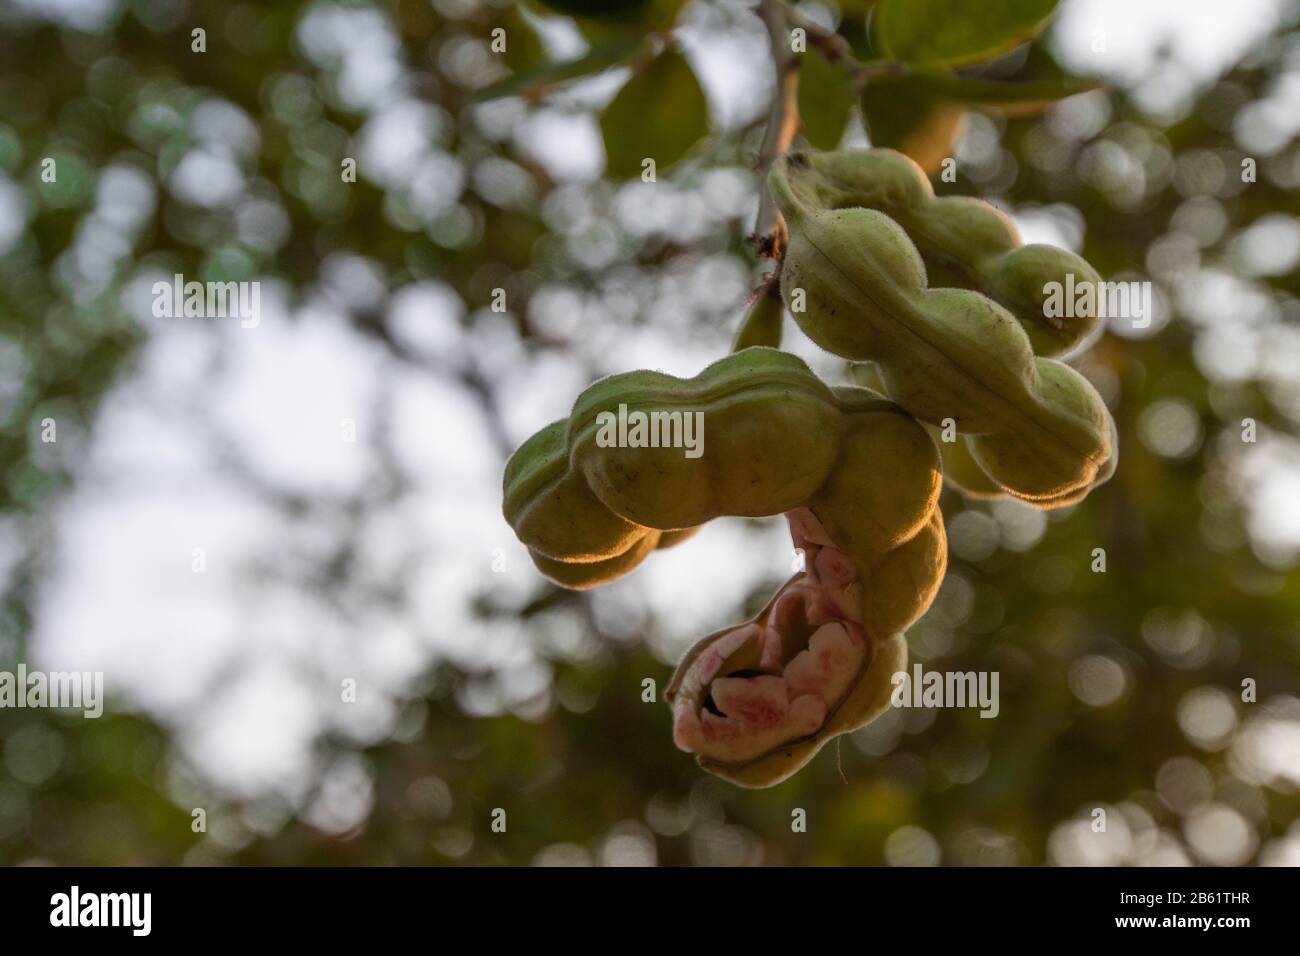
[498,7,549,75]
[798,51,855,150]
[921,70,1099,111]
[472,36,643,102]
[861,73,964,173]
[731,287,784,351]
[873,0,1059,68]
[600,47,708,179]
[861,68,1096,171]
[837,0,883,15]
[535,0,651,17]
[533,0,686,44]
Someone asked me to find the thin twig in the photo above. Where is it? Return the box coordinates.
[750,0,800,259]
[847,58,906,92]
[784,5,855,65]
[782,3,905,92]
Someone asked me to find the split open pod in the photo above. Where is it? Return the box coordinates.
[503,348,946,785]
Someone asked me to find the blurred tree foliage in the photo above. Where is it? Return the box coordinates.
[1,0,1299,865]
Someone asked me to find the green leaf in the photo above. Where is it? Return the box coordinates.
[798,51,855,150]
[495,8,549,76]
[873,0,1059,69]
[535,0,651,18]
[860,69,1098,171]
[600,48,709,180]
[923,71,1099,114]
[837,0,883,16]
[531,0,686,45]
[860,74,964,174]
[471,37,643,103]
[731,288,783,351]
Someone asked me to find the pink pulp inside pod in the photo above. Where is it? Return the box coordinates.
[671,507,869,764]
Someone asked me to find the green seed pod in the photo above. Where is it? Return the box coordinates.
[503,347,943,608]
[502,420,645,565]
[771,155,1115,508]
[925,425,1007,500]
[927,417,1119,506]
[986,244,1103,358]
[530,532,663,591]
[569,355,843,531]
[774,147,1103,358]
[655,527,699,550]
[502,348,947,785]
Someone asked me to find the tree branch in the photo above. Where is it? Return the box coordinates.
[750,0,800,259]
[784,5,855,66]
[782,3,905,91]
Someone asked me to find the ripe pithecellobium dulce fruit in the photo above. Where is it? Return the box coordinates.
[774,147,1103,358]
[853,360,1018,503]
[502,348,946,786]
[771,153,1115,508]
[925,418,1118,506]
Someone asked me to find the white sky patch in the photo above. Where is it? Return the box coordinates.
[296,3,407,112]
[1008,204,1087,251]
[1052,0,1289,114]
[639,517,794,659]
[190,98,261,160]
[33,481,277,718]
[676,2,770,132]
[183,660,322,799]
[387,281,466,358]
[26,300,526,800]
[6,0,116,29]
[209,309,385,497]
[520,7,587,62]
[1238,437,1300,564]
[388,367,499,487]
[169,148,246,208]
[514,110,605,183]
[358,99,448,184]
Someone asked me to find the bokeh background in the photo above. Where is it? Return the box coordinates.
[1,0,1299,866]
